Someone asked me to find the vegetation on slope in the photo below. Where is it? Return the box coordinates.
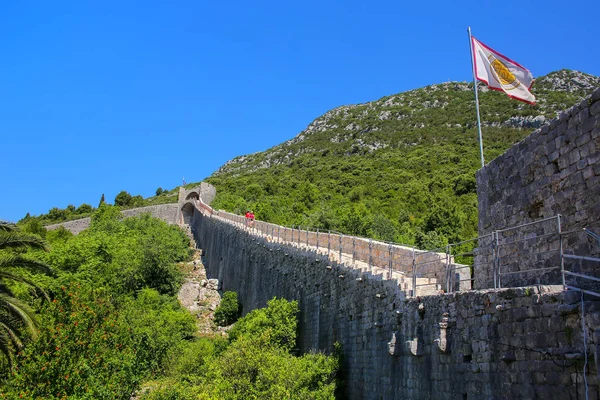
[2,209,340,399]
[205,70,600,249]
[141,297,339,400]
[2,207,194,398]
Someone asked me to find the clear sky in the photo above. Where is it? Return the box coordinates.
[1,0,599,223]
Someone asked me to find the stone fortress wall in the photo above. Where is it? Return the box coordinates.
[192,208,600,399]
[45,182,217,234]
[46,204,179,234]
[476,87,600,289]
[213,210,470,295]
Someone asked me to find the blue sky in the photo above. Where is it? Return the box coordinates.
[1,0,599,222]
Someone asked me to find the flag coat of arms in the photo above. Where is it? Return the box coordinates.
[471,37,536,104]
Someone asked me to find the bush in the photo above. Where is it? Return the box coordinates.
[115,191,133,207]
[4,283,141,399]
[130,195,146,207]
[118,289,196,374]
[19,218,47,237]
[229,297,298,351]
[76,203,94,214]
[137,297,339,400]
[46,225,73,243]
[214,291,241,326]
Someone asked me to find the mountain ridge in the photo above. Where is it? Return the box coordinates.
[204,69,599,249]
[215,69,599,177]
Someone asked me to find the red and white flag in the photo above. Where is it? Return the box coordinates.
[471,37,536,105]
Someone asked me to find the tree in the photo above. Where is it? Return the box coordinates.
[47,207,69,222]
[19,219,47,238]
[0,222,52,370]
[155,187,164,196]
[114,191,132,207]
[98,193,106,207]
[76,203,94,214]
[130,195,145,208]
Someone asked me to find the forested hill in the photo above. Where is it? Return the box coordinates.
[205,69,600,249]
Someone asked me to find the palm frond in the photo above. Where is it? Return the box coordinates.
[0,232,48,251]
[0,222,16,232]
[0,254,54,277]
[0,294,39,337]
[0,329,17,372]
[0,321,23,350]
[0,270,51,302]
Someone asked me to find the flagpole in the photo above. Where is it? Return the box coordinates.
[467,27,485,168]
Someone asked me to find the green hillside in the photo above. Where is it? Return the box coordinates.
[205,70,599,248]
[23,69,599,250]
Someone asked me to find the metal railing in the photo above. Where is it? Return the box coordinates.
[195,203,600,298]
[562,228,600,298]
[491,215,564,289]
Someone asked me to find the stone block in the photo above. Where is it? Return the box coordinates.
[579,140,596,159]
[581,112,600,134]
[591,99,600,116]
[557,155,570,170]
[568,113,580,129]
[568,148,581,165]
[532,371,546,384]
[513,307,529,322]
[579,108,590,125]
[576,132,592,148]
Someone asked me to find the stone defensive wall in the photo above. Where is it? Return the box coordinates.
[476,87,600,289]
[191,207,600,399]
[45,182,217,234]
[45,216,92,235]
[211,210,470,294]
[45,204,180,234]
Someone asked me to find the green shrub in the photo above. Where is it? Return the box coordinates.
[131,195,146,207]
[115,190,133,207]
[76,203,94,214]
[118,289,196,374]
[214,291,241,326]
[229,297,298,351]
[139,380,197,400]
[3,283,141,399]
[19,218,47,238]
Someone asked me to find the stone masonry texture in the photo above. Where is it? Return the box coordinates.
[45,183,215,234]
[46,203,179,234]
[191,209,600,400]
[476,87,600,289]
